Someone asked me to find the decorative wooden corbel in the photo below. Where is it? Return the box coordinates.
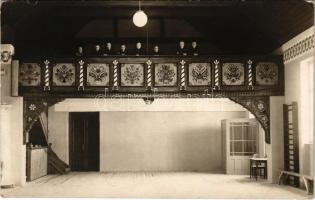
[23,98,65,144]
[229,96,270,144]
[23,99,46,144]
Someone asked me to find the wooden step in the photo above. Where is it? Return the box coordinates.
[47,145,71,174]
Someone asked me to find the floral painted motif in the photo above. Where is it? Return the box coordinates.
[121,64,144,86]
[222,63,244,85]
[155,63,177,86]
[53,63,75,86]
[19,63,41,86]
[87,63,109,86]
[188,63,211,86]
[256,62,278,85]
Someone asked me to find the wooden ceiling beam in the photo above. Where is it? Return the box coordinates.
[10,0,251,7]
[7,0,308,8]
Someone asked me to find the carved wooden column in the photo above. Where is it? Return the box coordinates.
[247,59,254,90]
[229,96,270,144]
[146,59,152,91]
[213,59,220,90]
[43,60,51,91]
[179,60,186,91]
[78,60,85,91]
[112,60,119,91]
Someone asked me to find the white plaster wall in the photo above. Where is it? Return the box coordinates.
[49,98,248,172]
[0,59,25,186]
[272,26,314,186]
[100,111,246,172]
[54,98,247,112]
[248,112,266,158]
[9,97,25,186]
[48,106,69,164]
[269,96,284,183]
[284,51,314,179]
[0,105,12,185]
[299,57,314,177]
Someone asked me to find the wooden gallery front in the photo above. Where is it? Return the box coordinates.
[0,0,314,197]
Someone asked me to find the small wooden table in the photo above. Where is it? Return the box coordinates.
[250,158,267,180]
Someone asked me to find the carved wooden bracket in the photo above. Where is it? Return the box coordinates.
[23,97,65,144]
[229,96,270,144]
[23,95,270,144]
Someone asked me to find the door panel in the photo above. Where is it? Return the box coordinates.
[69,112,99,171]
[225,119,259,175]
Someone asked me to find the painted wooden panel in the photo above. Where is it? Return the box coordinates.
[121,63,144,86]
[26,147,48,181]
[86,63,110,86]
[222,63,244,86]
[255,62,278,85]
[188,63,211,86]
[19,63,41,86]
[154,63,177,86]
[52,63,76,86]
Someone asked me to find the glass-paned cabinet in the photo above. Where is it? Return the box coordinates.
[222,119,259,174]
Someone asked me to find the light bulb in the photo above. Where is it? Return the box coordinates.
[133,10,148,27]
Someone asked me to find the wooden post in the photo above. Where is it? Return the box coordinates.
[247,59,254,90]
[213,59,220,90]
[43,60,50,91]
[78,60,84,91]
[112,60,119,91]
[180,60,186,91]
[146,60,152,91]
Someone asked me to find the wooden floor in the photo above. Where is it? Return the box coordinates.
[0,172,311,198]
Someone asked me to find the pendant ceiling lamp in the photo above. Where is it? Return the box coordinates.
[133,0,148,27]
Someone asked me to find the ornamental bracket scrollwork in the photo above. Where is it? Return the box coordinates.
[229,96,270,144]
[23,97,65,144]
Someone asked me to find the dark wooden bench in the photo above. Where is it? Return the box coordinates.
[279,170,313,194]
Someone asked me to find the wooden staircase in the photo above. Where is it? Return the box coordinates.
[38,111,71,174]
[47,144,71,174]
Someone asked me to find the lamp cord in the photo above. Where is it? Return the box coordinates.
[139,0,141,10]
[146,24,149,54]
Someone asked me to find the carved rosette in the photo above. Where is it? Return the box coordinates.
[229,96,270,144]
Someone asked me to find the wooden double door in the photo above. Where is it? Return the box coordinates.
[69,112,100,171]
